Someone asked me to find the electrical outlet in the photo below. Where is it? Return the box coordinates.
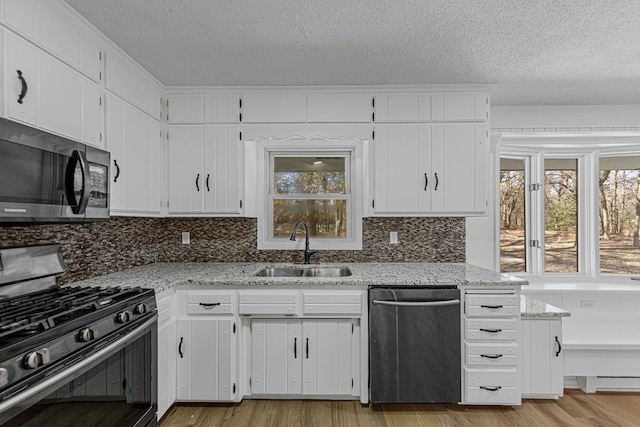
[181,232,190,245]
[389,231,398,244]
[581,300,595,309]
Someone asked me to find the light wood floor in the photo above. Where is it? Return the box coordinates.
[159,390,640,427]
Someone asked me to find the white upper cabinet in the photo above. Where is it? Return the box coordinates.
[107,93,163,215]
[4,32,38,126]
[167,95,241,124]
[374,93,489,122]
[168,125,243,215]
[3,32,103,146]
[2,0,103,83]
[307,93,372,123]
[373,123,487,215]
[106,55,161,119]
[242,93,307,123]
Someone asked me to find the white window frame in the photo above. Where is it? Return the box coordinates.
[256,137,365,250]
[498,132,640,279]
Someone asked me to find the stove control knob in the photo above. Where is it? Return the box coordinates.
[116,310,131,323]
[23,352,39,369]
[37,348,50,366]
[78,327,97,342]
[0,368,9,387]
[134,303,147,314]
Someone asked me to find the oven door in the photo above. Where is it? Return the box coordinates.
[0,316,157,427]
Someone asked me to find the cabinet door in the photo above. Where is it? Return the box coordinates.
[204,95,240,123]
[307,93,372,123]
[106,94,125,211]
[81,78,103,148]
[37,50,82,141]
[521,319,563,397]
[374,95,431,122]
[242,93,306,123]
[5,33,38,126]
[203,127,242,214]
[430,123,486,213]
[168,127,204,213]
[168,97,204,123]
[250,319,302,394]
[158,320,176,419]
[302,320,354,395]
[373,125,431,213]
[176,318,236,401]
[122,104,153,212]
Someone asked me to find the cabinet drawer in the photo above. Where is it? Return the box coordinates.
[239,293,297,304]
[466,328,518,341]
[465,318,517,330]
[466,305,519,317]
[465,294,518,307]
[465,368,518,387]
[187,303,233,315]
[188,292,233,305]
[466,343,518,356]
[303,292,361,304]
[466,355,517,366]
[303,304,362,315]
[239,304,297,315]
[157,296,172,313]
[465,386,518,404]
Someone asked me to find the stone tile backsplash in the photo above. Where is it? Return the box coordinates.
[0,216,465,284]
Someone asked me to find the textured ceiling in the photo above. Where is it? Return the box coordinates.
[64,0,640,106]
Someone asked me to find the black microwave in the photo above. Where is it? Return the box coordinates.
[0,118,110,224]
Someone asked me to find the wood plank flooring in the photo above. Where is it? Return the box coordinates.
[159,390,640,427]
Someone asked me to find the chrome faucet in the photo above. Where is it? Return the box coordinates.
[289,220,318,264]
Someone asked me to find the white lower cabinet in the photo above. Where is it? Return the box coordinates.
[157,320,176,418]
[521,318,564,398]
[250,319,356,396]
[462,288,521,405]
[176,318,238,401]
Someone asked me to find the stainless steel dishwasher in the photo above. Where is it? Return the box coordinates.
[369,286,461,403]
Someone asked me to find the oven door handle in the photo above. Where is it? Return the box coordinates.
[0,315,157,415]
[372,299,460,307]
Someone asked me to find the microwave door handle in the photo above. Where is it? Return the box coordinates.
[65,150,91,215]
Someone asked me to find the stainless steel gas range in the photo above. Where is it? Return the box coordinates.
[0,244,157,426]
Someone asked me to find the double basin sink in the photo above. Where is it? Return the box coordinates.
[255,266,352,278]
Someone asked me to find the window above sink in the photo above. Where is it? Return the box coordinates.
[255,137,367,250]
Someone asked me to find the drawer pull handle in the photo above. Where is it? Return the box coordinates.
[480,328,502,333]
[480,386,502,392]
[480,354,503,359]
[199,302,221,307]
[294,338,297,358]
[555,336,562,357]
[178,337,184,358]
[480,305,503,309]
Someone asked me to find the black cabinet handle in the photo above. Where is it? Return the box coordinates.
[178,337,184,358]
[113,159,120,183]
[555,336,562,356]
[294,337,297,358]
[199,302,221,307]
[195,174,200,191]
[434,172,439,191]
[480,328,502,333]
[480,386,502,392]
[17,70,28,104]
[424,173,428,190]
[306,338,309,359]
[480,354,503,359]
[481,305,504,309]
[206,174,210,191]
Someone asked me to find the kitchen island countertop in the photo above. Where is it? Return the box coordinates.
[68,262,527,293]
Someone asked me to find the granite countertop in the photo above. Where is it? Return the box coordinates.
[69,262,527,293]
[520,295,570,318]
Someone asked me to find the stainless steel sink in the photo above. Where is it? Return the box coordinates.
[255,266,352,278]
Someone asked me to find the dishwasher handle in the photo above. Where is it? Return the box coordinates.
[372,299,460,307]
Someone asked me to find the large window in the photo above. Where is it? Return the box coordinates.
[257,138,364,250]
[599,156,640,274]
[500,145,640,277]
